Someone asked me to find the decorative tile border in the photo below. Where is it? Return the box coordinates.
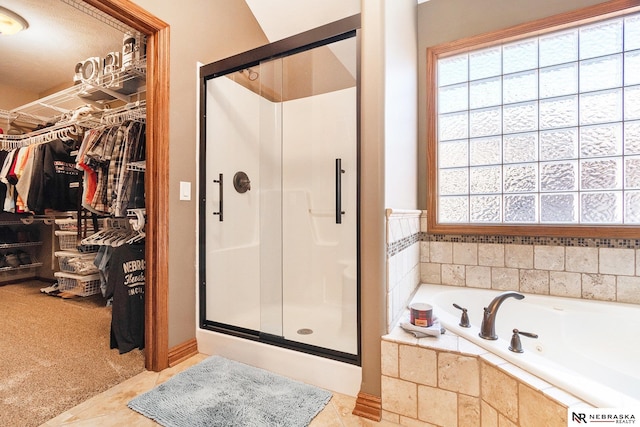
[421,233,640,249]
[388,233,420,256]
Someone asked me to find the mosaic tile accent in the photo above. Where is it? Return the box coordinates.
[388,233,420,256]
[421,232,640,249]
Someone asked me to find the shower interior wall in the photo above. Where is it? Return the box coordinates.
[205,72,357,355]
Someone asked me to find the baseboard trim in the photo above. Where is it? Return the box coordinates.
[352,391,382,421]
[168,338,198,367]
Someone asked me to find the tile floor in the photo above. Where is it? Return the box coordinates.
[42,353,399,427]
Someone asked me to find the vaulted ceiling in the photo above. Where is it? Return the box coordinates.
[0,0,420,104]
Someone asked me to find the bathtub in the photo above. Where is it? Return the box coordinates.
[411,284,640,408]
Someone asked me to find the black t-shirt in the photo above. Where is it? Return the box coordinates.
[42,139,80,212]
[107,243,145,354]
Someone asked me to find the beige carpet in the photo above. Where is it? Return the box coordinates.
[0,280,145,427]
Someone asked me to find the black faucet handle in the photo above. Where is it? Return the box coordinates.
[509,328,538,353]
[452,303,471,328]
[515,329,538,339]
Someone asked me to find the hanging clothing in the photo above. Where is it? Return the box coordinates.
[0,137,80,214]
[76,120,145,216]
[42,138,81,212]
[106,243,145,354]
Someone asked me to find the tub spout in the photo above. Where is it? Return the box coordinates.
[479,291,525,340]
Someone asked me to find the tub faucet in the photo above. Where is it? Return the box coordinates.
[479,291,525,340]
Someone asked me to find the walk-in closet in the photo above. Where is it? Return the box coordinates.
[0,1,148,425]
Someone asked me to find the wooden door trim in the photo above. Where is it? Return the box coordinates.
[82,0,170,371]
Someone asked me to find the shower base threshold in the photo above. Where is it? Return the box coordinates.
[196,328,362,396]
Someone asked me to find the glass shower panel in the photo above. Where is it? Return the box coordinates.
[279,37,358,355]
[204,74,263,331]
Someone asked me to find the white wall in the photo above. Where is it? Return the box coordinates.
[384,0,419,210]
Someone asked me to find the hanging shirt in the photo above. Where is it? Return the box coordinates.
[42,138,80,212]
[106,243,145,354]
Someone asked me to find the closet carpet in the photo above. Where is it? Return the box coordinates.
[0,280,145,427]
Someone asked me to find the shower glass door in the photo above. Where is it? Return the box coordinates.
[202,32,358,360]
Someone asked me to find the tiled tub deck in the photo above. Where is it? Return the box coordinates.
[381,322,591,427]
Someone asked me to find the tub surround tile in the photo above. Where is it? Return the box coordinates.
[421,263,441,284]
[519,269,550,294]
[381,341,399,377]
[491,267,519,291]
[543,387,586,408]
[399,345,437,386]
[498,414,518,427]
[481,400,499,427]
[549,271,582,298]
[499,363,552,393]
[581,273,616,301]
[518,384,567,427]
[420,242,430,263]
[418,332,460,352]
[478,244,505,267]
[387,258,397,292]
[409,217,420,236]
[438,353,480,396]
[430,241,453,264]
[386,210,422,333]
[453,242,478,265]
[385,326,419,346]
[599,247,635,276]
[388,218,404,244]
[458,338,488,356]
[382,376,418,418]
[481,362,519,423]
[459,394,481,427]
[534,246,564,271]
[617,276,640,303]
[417,385,458,427]
[381,331,592,427]
[505,245,533,269]
[421,230,640,249]
[420,238,640,304]
[479,352,509,368]
[441,264,465,286]
[466,265,492,289]
[565,247,598,274]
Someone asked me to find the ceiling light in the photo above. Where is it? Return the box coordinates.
[0,6,28,36]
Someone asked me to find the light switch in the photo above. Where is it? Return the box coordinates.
[180,181,191,201]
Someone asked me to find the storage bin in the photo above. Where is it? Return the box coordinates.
[54,272,101,297]
[54,230,99,253]
[55,218,103,232]
[55,251,98,275]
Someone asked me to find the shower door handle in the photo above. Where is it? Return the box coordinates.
[213,173,223,221]
[335,159,345,224]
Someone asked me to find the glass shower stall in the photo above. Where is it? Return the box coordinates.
[199,20,359,363]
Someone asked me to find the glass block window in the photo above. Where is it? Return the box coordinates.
[435,12,640,226]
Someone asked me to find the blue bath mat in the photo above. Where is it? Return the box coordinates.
[128,355,332,427]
